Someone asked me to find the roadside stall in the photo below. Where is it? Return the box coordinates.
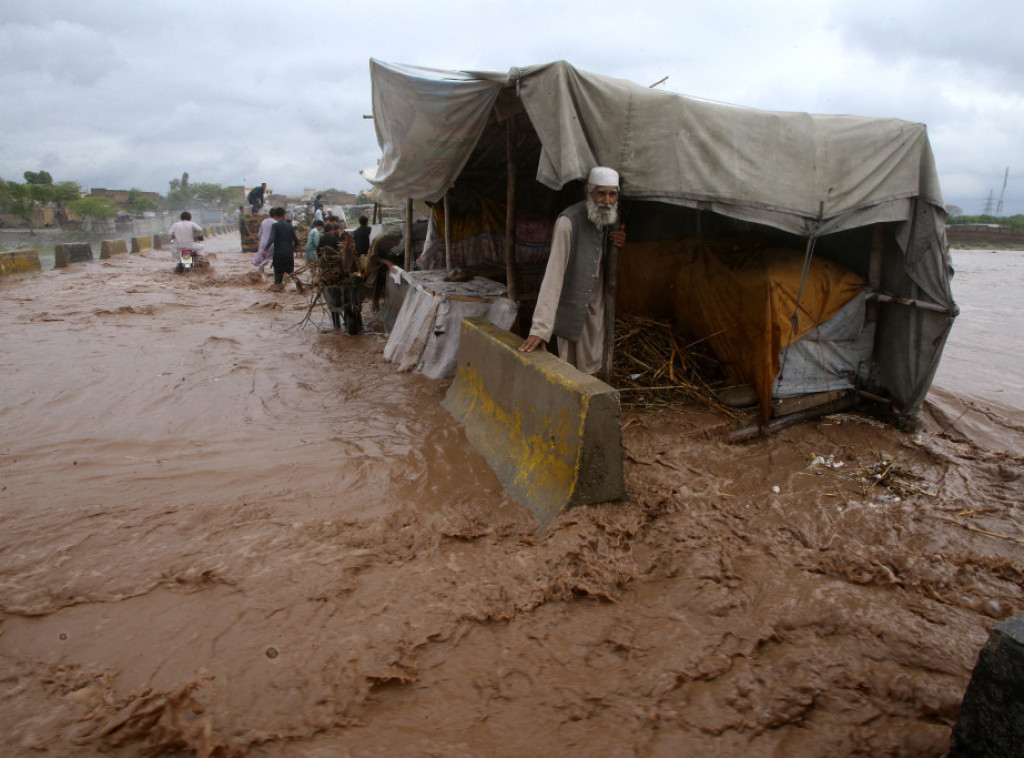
[363,58,957,428]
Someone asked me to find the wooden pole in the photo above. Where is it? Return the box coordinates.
[504,115,519,302]
[867,224,884,321]
[404,198,413,270]
[444,191,452,270]
[601,230,618,383]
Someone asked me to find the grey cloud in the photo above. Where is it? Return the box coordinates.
[0,0,1020,213]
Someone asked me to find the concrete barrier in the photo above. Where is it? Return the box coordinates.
[153,233,169,249]
[130,236,152,253]
[443,317,626,527]
[0,249,42,278]
[55,242,94,268]
[100,239,128,259]
[949,612,1024,755]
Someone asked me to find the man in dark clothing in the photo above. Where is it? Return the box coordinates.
[352,215,372,257]
[261,212,300,285]
[247,183,267,214]
[317,223,340,258]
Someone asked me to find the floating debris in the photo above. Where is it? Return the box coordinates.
[809,447,937,505]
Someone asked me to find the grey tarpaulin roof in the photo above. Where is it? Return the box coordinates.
[364,58,957,419]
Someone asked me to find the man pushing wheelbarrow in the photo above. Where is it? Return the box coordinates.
[306,223,367,334]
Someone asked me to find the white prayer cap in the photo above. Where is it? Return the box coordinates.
[587,166,619,188]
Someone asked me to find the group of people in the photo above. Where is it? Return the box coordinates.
[306,215,374,278]
[199,166,625,374]
[245,197,374,287]
[242,166,624,375]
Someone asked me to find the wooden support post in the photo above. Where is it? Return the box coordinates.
[404,198,413,270]
[867,224,884,320]
[444,191,453,270]
[601,232,619,383]
[504,115,519,303]
[868,224,884,286]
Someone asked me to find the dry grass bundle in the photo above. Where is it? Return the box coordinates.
[611,314,735,415]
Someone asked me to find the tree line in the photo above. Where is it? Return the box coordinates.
[1,170,364,226]
[0,171,245,225]
[948,213,1024,233]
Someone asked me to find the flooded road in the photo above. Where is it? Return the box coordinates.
[0,236,1021,756]
[934,248,1024,411]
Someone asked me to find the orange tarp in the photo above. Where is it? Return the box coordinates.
[618,235,865,420]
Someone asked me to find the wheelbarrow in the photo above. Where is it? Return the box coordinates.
[323,282,367,335]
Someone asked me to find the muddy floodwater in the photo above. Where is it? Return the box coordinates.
[1,238,1022,757]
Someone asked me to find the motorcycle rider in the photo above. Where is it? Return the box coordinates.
[169,211,205,272]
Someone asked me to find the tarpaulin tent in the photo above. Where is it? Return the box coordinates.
[364,58,957,424]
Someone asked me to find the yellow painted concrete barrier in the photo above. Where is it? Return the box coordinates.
[54,242,94,268]
[443,317,626,528]
[0,249,43,277]
[100,239,128,259]
[130,236,152,253]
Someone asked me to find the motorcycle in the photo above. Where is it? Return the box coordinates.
[175,234,205,274]
[179,249,197,272]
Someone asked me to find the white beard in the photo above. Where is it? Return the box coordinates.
[586,195,618,228]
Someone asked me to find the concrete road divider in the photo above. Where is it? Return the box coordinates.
[0,249,42,278]
[130,236,152,253]
[153,233,169,249]
[54,242,94,268]
[949,612,1024,756]
[443,317,626,528]
[100,239,128,259]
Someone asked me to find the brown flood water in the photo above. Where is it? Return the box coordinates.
[0,237,1022,757]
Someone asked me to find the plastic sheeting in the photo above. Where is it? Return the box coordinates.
[383,271,517,379]
[618,237,865,420]
[366,61,503,204]
[774,290,876,398]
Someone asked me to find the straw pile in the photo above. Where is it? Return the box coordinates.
[610,314,735,415]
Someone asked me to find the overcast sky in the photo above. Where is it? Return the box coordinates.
[1,0,1020,215]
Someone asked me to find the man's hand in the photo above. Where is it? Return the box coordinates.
[519,335,546,353]
[610,223,627,248]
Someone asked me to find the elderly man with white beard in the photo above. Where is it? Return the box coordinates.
[518,166,627,374]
